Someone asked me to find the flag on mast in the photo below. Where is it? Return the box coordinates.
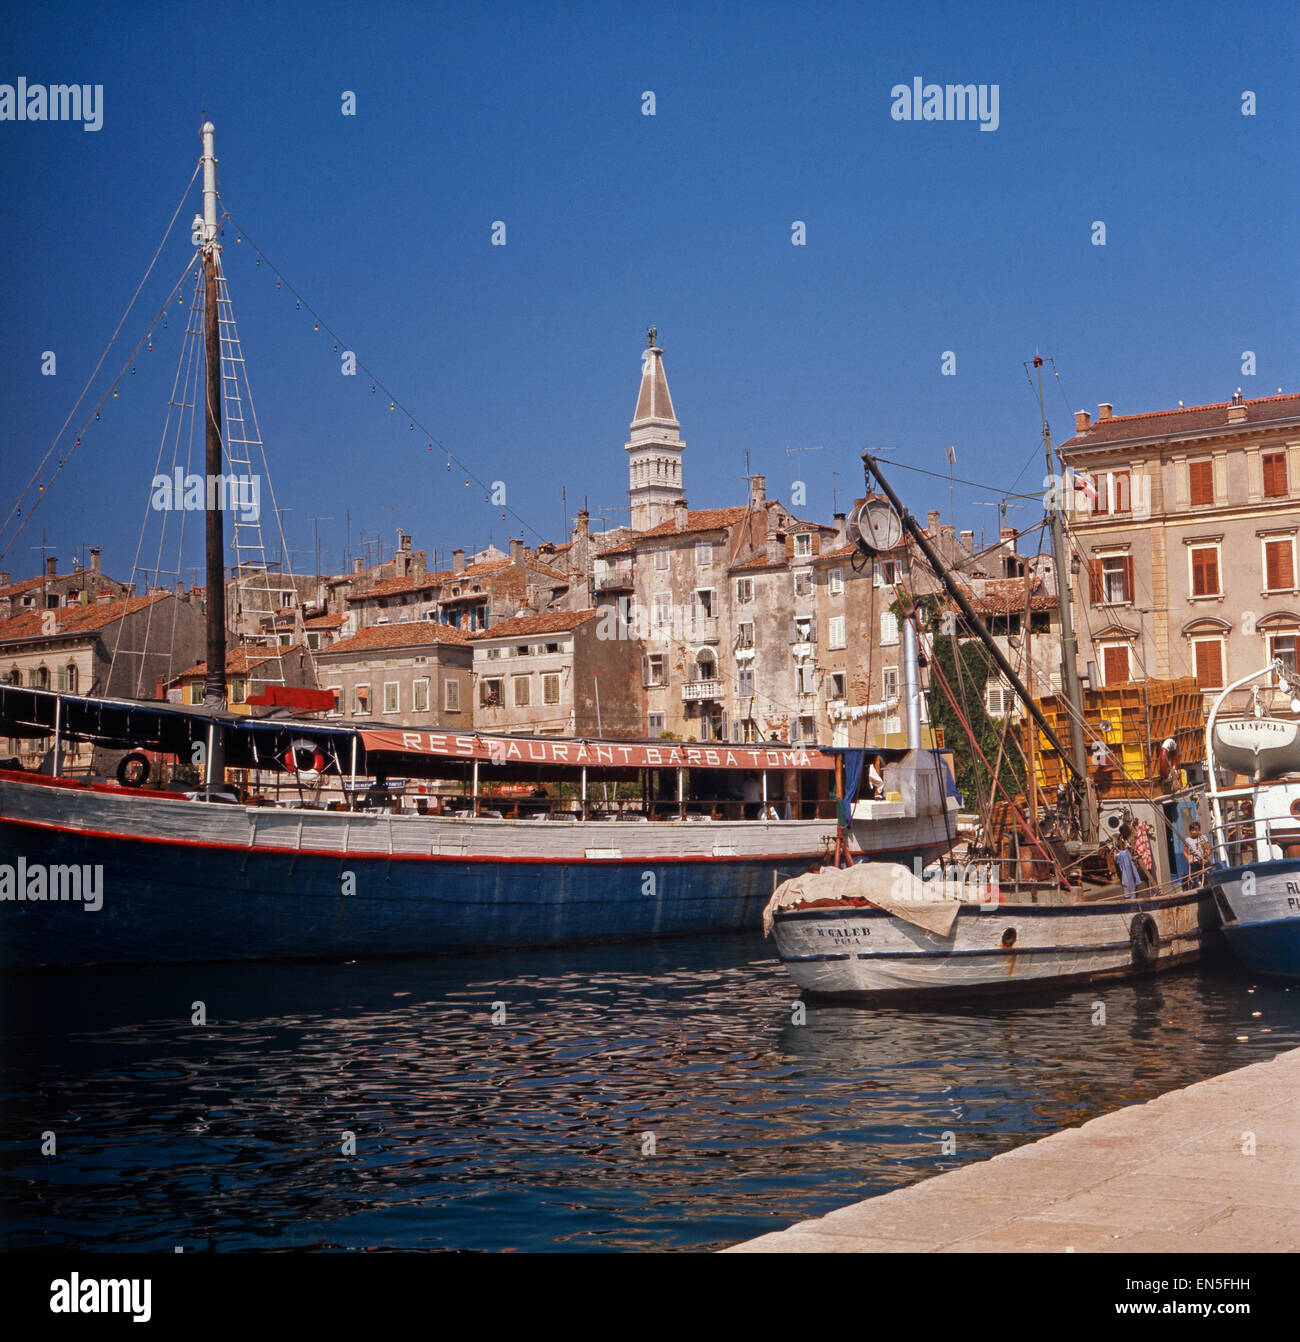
[945,444,956,467]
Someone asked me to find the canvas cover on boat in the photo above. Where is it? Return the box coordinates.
[763,861,962,938]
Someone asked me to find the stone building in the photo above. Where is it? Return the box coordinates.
[0,591,204,770]
[313,621,473,726]
[1060,392,1300,694]
[469,609,643,738]
[0,549,129,619]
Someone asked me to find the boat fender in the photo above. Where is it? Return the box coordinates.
[1129,913,1159,967]
[116,751,151,788]
[283,738,326,782]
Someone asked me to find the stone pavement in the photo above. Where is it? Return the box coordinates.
[726,1046,1300,1253]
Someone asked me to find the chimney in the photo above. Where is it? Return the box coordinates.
[750,474,766,508]
[1097,402,1113,421]
[399,532,411,552]
[1228,389,1248,422]
[1074,409,1091,433]
[46,557,57,578]
[766,532,783,565]
[1000,525,1017,546]
[832,512,847,546]
[674,499,689,532]
[575,508,589,537]
[452,547,465,573]
[926,509,942,534]
[352,557,364,574]
[510,537,525,569]
[960,529,974,551]
[0,572,9,587]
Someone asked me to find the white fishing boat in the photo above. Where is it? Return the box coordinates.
[767,365,1216,1001]
[1202,661,1300,979]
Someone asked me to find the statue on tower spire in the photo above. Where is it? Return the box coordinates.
[646,324,658,349]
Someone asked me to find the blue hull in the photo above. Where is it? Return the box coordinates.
[1221,919,1300,979]
[0,819,946,967]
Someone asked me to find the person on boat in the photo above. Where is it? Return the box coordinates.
[760,801,781,821]
[1130,818,1156,887]
[1114,823,1141,898]
[1182,822,1211,889]
[867,755,886,799]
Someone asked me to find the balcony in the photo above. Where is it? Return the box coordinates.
[682,678,724,702]
[689,616,719,643]
[593,564,634,592]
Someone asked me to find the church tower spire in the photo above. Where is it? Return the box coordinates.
[626,326,686,531]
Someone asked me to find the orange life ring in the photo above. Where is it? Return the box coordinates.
[283,738,326,782]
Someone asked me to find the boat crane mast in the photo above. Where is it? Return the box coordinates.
[859,450,1086,796]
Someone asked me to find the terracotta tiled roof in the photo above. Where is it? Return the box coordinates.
[345,573,440,601]
[172,643,298,680]
[0,593,171,644]
[728,557,785,573]
[1060,393,1300,450]
[951,578,1058,616]
[469,610,599,640]
[321,622,472,655]
[812,543,856,563]
[0,575,46,600]
[304,613,347,629]
[601,506,753,555]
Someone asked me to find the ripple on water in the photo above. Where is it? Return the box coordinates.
[1,935,1297,1251]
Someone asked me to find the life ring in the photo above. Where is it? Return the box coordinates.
[283,738,326,783]
[116,751,151,788]
[1129,913,1159,968]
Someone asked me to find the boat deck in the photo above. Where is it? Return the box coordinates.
[726,1045,1300,1252]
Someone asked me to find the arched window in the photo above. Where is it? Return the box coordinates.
[65,664,78,694]
[34,666,49,689]
[695,649,716,682]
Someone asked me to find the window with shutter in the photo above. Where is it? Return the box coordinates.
[1190,545,1220,597]
[1189,460,1214,506]
[1264,538,1295,592]
[1102,644,1131,686]
[1192,639,1224,689]
[1263,452,1289,499]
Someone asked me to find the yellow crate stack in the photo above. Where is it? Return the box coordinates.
[1021,677,1205,796]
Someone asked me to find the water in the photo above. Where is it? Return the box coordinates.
[3,935,1298,1252]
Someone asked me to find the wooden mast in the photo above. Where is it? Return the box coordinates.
[200,120,227,709]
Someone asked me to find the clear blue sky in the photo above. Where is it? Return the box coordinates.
[2,0,1296,584]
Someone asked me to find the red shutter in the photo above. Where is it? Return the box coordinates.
[1189,461,1214,506]
[1122,554,1135,603]
[1089,558,1103,604]
[1266,540,1295,592]
[1192,547,1219,597]
[1194,640,1223,690]
[1114,471,1131,513]
[1263,453,1288,498]
[1103,645,1130,686]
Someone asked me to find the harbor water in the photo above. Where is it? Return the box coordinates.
[3,933,1298,1253]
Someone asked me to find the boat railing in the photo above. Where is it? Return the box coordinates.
[1210,813,1300,867]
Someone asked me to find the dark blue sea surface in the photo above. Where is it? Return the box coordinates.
[2,935,1298,1252]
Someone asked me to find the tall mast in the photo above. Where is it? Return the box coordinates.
[200,120,227,707]
[1034,355,1094,839]
[861,451,1085,786]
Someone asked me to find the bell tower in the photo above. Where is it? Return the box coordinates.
[626,327,685,531]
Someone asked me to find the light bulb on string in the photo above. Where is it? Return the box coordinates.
[256,254,261,266]
[295,298,300,310]
[314,323,319,333]
[276,279,281,291]
[389,401,395,412]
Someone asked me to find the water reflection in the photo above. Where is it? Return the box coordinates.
[2,936,1297,1252]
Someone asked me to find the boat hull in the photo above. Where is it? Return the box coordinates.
[1206,859,1300,980]
[0,773,955,966]
[772,887,1218,1001]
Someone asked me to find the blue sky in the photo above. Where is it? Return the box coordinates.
[1,0,1296,584]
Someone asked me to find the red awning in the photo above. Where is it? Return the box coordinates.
[359,730,834,771]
